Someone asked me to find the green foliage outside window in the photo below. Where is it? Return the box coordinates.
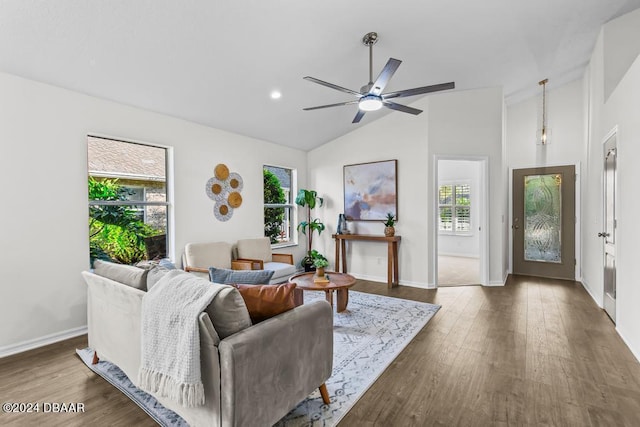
[89,178,160,265]
[263,169,287,243]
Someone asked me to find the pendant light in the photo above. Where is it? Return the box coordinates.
[537,78,549,145]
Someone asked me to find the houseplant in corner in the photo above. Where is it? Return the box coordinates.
[296,189,325,271]
[383,212,396,237]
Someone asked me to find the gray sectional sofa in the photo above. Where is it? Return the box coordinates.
[82,261,333,426]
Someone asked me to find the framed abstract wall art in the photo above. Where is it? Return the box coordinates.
[343,159,397,221]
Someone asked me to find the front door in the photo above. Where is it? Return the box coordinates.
[512,165,575,280]
[602,134,617,322]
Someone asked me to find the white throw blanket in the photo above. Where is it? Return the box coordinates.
[138,270,223,407]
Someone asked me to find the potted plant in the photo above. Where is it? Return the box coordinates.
[296,189,325,271]
[383,212,396,237]
[313,257,329,278]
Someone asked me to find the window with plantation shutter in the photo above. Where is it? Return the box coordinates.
[438,183,472,235]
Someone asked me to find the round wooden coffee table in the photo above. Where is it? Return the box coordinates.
[289,271,356,312]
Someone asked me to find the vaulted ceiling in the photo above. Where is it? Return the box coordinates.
[1,1,639,150]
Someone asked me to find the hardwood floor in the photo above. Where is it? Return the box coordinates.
[343,275,640,426]
[1,275,639,426]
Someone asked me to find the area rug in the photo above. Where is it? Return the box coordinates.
[77,290,440,426]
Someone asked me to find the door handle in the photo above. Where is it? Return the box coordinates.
[513,225,519,229]
[598,232,610,237]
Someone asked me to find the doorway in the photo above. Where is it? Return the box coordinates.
[435,158,488,286]
[602,132,617,322]
[512,165,575,280]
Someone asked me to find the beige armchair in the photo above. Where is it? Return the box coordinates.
[235,237,297,284]
[183,241,252,279]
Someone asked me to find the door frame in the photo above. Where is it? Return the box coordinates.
[432,155,489,287]
[508,162,581,281]
[602,126,618,321]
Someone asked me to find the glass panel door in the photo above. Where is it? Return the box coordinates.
[524,174,562,263]
[512,165,575,280]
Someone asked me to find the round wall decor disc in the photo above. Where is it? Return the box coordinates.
[228,191,243,208]
[214,201,233,221]
[214,163,230,180]
[227,172,244,192]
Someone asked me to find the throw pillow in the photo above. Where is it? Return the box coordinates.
[209,267,274,285]
[232,283,297,323]
[158,258,177,270]
[93,259,149,291]
[205,285,252,339]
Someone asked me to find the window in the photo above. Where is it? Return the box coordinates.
[438,183,471,234]
[88,136,170,264]
[263,165,295,245]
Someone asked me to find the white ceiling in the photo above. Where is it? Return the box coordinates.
[2,1,639,151]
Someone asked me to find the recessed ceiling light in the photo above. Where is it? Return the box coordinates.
[270,90,282,100]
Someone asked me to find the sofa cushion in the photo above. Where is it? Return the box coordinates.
[93,260,149,291]
[184,241,233,270]
[232,283,297,323]
[236,237,273,262]
[209,267,274,285]
[206,285,252,339]
[264,262,298,284]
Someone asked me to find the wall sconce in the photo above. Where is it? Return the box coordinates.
[537,78,550,145]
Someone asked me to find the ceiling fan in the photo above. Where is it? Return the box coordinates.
[303,32,455,123]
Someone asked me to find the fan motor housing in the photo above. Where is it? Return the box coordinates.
[362,32,378,46]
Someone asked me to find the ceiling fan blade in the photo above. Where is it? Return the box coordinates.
[303,100,359,111]
[370,58,402,95]
[352,109,366,123]
[383,82,455,99]
[303,76,362,97]
[382,101,423,115]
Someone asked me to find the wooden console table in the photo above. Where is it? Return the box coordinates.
[332,234,401,288]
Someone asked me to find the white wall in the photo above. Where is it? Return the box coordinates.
[583,8,640,360]
[437,160,480,258]
[604,56,640,360]
[505,79,585,280]
[306,98,430,287]
[506,79,585,170]
[427,88,505,285]
[0,71,308,355]
[307,87,505,287]
[603,8,640,101]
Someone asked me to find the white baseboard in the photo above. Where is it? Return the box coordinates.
[483,272,508,287]
[399,280,432,289]
[578,281,639,364]
[437,252,479,259]
[0,326,87,359]
[616,328,640,364]
[485,281,505,287]
[580,278,603,308]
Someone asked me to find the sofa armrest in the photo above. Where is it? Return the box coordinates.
[230,260,253,270]
[184,266,208,274]
[218,300,333,426]
[235,258,264,270]
[272,253,294,265]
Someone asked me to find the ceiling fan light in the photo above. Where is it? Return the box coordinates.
[359,95,383,111]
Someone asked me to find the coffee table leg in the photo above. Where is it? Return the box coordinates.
[336,289,349,312]
[324,290,334,310]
